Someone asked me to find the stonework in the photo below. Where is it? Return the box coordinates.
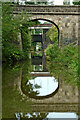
[12,5,79,14]
[30,15,79,46]
[12,5,80,113]
[12,5,80,47]
[14,71,79,113]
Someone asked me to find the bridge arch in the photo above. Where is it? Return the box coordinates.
[29,14,78,47]
[30,18,60,47]
[13,5,79,48]
[12,5,79,115]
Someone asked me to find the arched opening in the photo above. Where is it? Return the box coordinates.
[29,18,59,72]
[21,18,59,99]
[31,18,59,46]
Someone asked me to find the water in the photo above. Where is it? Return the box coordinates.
[27,76,58,97]
[2,53,79,118]
[15,112,78,119]
[20,54,59,99]
[2,58,79,119]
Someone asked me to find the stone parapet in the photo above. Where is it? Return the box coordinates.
[11,5,80,15]
[29,104,79,112]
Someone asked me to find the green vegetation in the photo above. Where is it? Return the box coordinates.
[2,62,33,118]
[63,0,70,5]
[32,65,43,71]
[24,113,48,119]
[31,42,43,57]
[35,29,42,35]
[25,0,54,5]
[45,25,78,85]
[2,3,32,63]
[12,0,54,5]
[21,25,32,56]
[72,0,80,5]
[46,25,58,43]
[2,60,43,118]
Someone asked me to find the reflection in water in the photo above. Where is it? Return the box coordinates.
[47,112,78,119]
[32,65,43,71]
[26,112,78,119]
[28,42,59,98]
[2,20,80,119]
[27,76,58,96]
[15,112,78,119]
[25,112,48,118]
[2,62,79,118]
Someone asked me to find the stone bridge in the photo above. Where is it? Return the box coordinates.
[14,70,79,114]
[12,5,80,47]
[12,5,80,116]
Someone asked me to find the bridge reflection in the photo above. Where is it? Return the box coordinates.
[12,60,79,114]
[15,112,78,119]
[20,20,79,113]
[13,20,80,117]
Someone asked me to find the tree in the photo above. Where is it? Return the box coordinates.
[63,0,70,5]
[2,3,32,62]
[46,25,58,44]
[30,0,48,4]
[45,25,78,85]
[72,0,80,5]
[25,0,54,5]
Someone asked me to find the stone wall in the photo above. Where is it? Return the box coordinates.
[14,71,79,112]
[12,5,80,47]
[30,15,79,47]
[12,5,80,113]
[12,5,79,15]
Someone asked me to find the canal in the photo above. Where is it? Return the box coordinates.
[2,20,79,119]
[2,54,79,119]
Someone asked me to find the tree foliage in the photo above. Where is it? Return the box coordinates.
[46,25,58,44]
[72,0,80,5]
[63,0,70,5]
[2,3,32,63]
[24,0,54,5]
[45,25,78,85]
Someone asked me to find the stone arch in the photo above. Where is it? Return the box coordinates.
[30,18,60,47]
[13,5,79,49]
[29,14,78,47]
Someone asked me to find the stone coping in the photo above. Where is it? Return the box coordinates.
[11,4,80,7]
[11,4,80,15]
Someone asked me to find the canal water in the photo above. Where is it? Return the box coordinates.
[2,19,79,119]
[2,52,79,119]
